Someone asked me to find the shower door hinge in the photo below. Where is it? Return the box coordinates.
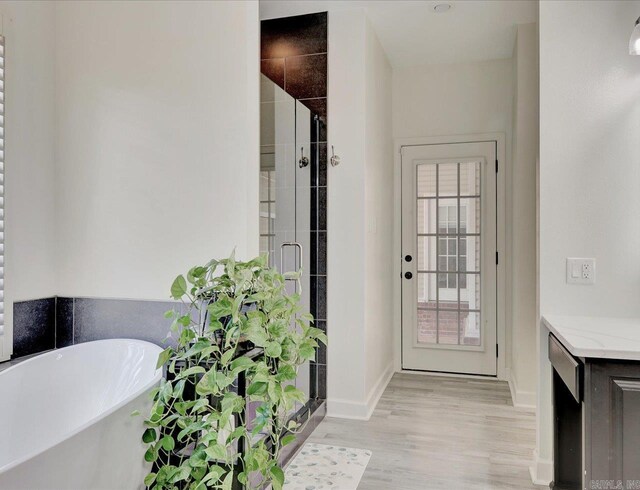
[496,344,499,358]
[496,251,499,265]
[495,159,499,173]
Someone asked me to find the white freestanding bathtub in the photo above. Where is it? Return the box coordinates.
[0,339,162,490]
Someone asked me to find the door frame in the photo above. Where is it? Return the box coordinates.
[393,133,507,380]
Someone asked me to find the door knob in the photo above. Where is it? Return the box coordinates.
[404,272,413,279]
[405,255,412,262]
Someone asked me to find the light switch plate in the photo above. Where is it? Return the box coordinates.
[566,258,596,285]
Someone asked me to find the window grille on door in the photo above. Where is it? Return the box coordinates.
[416,161,481,346]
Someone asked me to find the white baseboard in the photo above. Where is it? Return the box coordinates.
[507,368,536,411]
[327,362,394,420]
[529,449,553,486]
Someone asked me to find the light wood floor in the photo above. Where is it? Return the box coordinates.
[309,373,544,489]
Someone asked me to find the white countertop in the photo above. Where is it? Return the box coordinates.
[542,315,640,361]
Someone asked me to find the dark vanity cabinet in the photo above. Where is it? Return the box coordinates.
[550,334,640,489]
[585,360,640,487]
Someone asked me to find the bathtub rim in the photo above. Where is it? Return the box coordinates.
[0,338,163,475]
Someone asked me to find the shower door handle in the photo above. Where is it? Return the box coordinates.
[280,242,303,293]
[298,147,310,168]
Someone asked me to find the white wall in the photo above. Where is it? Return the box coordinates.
[328,9,394,419]
[535,0,640,483]
[327,8,367,415]
[393,59,514,139]
[510,22,539,409]
[0,1,57,359]
[54,0,259,300]
[363,17,394,400]
[393,58,514,376]
[0,0,259,358]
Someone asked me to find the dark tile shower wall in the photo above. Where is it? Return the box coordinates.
[56,297,176,348]
[261,12,328,402]
[11,296,176,359]
[12,298,56,358]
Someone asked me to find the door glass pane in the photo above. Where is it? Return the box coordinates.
[437,162,458,197]
[417,236,437,271]
[417,199,437,234]
[459,236,480,272]
[437,273,457,303]
[259,202,270,234]
[417,272,436,305]
[438,199,457,234]
[460,311,481,346]
[460,197,480,234]
[417,306,437,344]
[417,164,436,197]
[438,310,458,345]
[459,274,480,310]
[460,161,481,196]
[416,161,483,347]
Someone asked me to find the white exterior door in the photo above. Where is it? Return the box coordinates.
[401,142,497,376]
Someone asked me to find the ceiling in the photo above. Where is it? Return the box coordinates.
[259,0,538,67]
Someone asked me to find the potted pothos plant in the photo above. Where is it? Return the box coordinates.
[141,253,326,490]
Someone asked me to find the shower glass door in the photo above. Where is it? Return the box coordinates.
[259,75,311,412]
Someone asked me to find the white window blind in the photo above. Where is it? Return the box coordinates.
[0,36,5,336]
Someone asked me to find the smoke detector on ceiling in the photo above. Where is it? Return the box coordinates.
[433,4,452,13]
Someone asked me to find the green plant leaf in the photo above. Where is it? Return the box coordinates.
[246,329,269,347]
[281,434,296,447]
[265,341,282,358]
[175,366,206,380]
[237,471,248,485]
[275,364,296,382]
[300,312,314,322]
[247,381,268,396]
[160,435,175,452]
[221,471,234,490]
[284,384,306,404]
[170,275,187,299]
[205,444,227,461]
[230,356,254,373]
[156,347,173,370]
[169,465,191,484]
[201,465,226,485]
[144,447,157,463]
[299,343,316,361]
[143,472,157,487]
[207,297,233,320]
[270,466,285,490]
[220,348,235,365]
[142,428,157,444]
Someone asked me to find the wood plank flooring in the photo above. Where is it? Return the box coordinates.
[308,373,544,489]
